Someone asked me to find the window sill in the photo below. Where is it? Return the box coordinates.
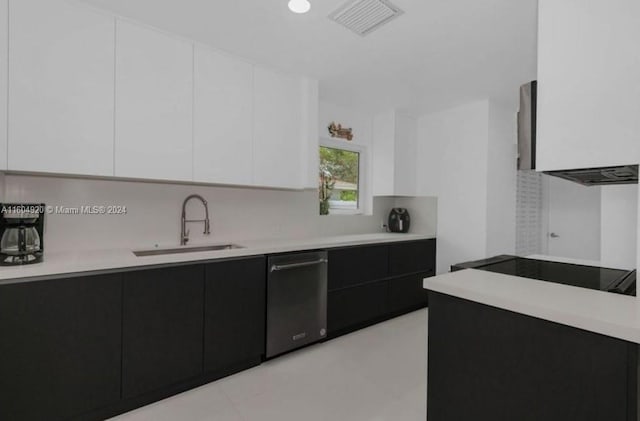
[324,209,364,216]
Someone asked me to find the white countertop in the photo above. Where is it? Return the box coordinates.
[0,232,435,284]
[424,269,640,344]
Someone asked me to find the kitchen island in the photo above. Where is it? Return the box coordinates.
[424,269,640,421]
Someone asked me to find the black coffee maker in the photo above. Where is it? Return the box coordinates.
[0,203,45,265]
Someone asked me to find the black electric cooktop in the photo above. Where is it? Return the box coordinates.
[451,255,636,296]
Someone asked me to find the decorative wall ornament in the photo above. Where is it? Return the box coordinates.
[328,122,353,141]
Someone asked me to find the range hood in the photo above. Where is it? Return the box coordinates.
[517,81,638,186]
[544,165,639,186]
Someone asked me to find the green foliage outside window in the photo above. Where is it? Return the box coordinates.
[319,146,359,215]
[340,190,357,201]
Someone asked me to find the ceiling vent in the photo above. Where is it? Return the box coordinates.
[329,0,404,36]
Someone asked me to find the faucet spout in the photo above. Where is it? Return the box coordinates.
[181,194,211,245]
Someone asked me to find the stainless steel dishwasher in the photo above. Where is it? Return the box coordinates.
[266,251,328,358]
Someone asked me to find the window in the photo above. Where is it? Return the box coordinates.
[319,142,361,215]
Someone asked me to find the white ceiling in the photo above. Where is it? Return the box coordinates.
[80,0,538,116]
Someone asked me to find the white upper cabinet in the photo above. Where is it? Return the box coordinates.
[8,0,115,176]
[252,66,303,189]
[536,0,640,171]
[193,46,253,185]
[393,113,417,196]
[372,110,417,196]
[299,78,319,189]
[372,111,395,196]
[0,0,7,170]
[115,20,193,181]
[3,1,315,188]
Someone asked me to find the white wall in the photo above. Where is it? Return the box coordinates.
[319,101,373,213]
[417,99,517,273]
[0,174,436,252]
[601,185,638,270]
[417,100,490,273]
[486,103,517,256]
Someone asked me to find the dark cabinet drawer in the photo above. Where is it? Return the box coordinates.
[122,265,205,399]
[388,270,433,314]
[204,257,266,373]
[389,239,436,276]
[0,274,122,421]
[328,281,388,334]
[328,245,389,290]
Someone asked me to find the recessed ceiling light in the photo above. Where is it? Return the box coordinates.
[288,0,311,14]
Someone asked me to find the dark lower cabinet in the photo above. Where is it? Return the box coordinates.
[327,238,436,337]
[328,245,389,290]
[0,239,438,420]
[428,292,636,421]
[388,270,432,314]
[122,265,205,399]
[204,257,266,373]
[328,280,388,335]
[389,239,436,276]
[0,274,122,421]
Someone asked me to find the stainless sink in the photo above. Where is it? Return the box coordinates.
[133,244,244,257]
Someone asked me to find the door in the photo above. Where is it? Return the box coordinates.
[545,175,601,260]
[122,265,204,398]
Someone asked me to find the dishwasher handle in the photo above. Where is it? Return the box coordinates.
[270,258,328,272]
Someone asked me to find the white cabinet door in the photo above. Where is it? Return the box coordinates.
[299,78,319,189]
[394,113,417,196]
[372,110,417,196]
[8,0,115,176]
[193,46,252,185]
[252,66,302,189]
[0,0,7,170]
[537,0,640,171]
[115,20,192,181]
[372,111,396,196]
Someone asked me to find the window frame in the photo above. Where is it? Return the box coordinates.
[319,138,367,216]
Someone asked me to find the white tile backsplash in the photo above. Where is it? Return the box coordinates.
[516,170,544,256]
[1,174,436,252]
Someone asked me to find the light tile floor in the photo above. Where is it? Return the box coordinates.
[110,309,428,421]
